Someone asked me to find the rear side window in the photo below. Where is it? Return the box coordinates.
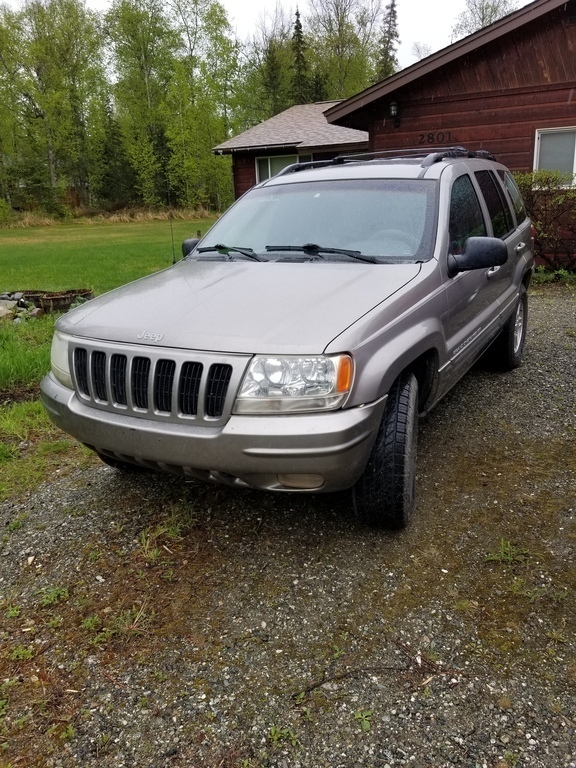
[499,170,527,224]
[475,170,514,238]
[449,174,487,254]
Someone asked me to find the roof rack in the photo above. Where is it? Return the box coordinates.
[274,146,496,177]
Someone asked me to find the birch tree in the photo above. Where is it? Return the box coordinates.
[106,0,177,205]
[0,0,105,210]
[306,0,382,97]
[451,0,518,40]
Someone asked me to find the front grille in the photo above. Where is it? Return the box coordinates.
[71,344,246,425]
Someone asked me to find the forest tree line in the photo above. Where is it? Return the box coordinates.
[0,0,516,217]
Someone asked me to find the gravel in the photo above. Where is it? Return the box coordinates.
[1,286,575,768]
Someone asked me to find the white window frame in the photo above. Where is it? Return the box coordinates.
[533,127,576,184]
[255,155,298,183]
[255,154,314,183]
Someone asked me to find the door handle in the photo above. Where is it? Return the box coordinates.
[487,266,501,277]
[515,242,526,253]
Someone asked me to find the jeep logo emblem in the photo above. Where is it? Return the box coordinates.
[137,330,164,342]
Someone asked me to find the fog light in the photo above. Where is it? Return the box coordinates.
[277,474,324,489]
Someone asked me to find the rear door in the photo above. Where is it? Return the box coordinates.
[441,172,504,389]
[497,169,534,314]
[473,168,523,313]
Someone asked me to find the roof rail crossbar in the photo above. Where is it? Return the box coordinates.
[420,146,497,167]
[275,157,346,176]
[332,148,435,161]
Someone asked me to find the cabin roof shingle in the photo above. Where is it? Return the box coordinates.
[213,101,368,154]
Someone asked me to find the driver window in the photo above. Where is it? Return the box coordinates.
[449,174,487,254]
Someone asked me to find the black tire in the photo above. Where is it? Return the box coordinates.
[487,287,528,371]
[96,452,151,473]
[353,371,419,530]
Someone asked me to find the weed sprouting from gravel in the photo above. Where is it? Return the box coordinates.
[485,538,533,565]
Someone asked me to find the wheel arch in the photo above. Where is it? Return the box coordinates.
[522,268,533,291]
[345,324,443,413]
[404,349,439,412]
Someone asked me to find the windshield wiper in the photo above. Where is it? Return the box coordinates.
[197,244,263,261]
[265,243,377,264]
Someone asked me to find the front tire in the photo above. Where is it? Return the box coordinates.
[353,372,419,530]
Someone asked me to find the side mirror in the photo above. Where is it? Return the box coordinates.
[182,237,200,258]
[448,236,508,278]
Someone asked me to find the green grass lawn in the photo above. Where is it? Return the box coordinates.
[0,216,218,295]
[0,215,219,499]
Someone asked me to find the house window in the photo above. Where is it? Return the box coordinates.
[534,128,576,179]
[256,154,312,182]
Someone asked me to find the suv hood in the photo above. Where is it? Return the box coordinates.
[58,260,421,354]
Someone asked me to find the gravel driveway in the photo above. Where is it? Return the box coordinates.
[1,287,575,768]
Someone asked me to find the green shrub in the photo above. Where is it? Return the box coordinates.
[0,199,13,226]
[514,170,576,271]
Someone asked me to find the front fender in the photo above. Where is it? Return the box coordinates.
[325,262,448,407]
[347,322,444,406]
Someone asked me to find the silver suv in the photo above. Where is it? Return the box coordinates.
[41,147,534,529]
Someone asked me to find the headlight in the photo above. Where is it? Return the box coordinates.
[50,330,73,389]
[234,354,353,414]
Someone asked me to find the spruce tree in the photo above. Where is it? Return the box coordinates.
[375,0,400,83]
[290,8,310,104]
[262,39,288,116]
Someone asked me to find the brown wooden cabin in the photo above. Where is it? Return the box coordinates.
[325,0,576,177]
[213,101,368,199]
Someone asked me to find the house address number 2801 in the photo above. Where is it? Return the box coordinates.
[418,131,453,144]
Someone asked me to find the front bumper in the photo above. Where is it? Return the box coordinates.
[41,373,387,493]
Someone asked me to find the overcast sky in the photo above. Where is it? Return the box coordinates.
[223,0,532,69]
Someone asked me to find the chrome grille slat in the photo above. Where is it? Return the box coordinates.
[206,364,233,418]
[71,342,246,426]
[74,348,89,396]
[154,359,176,413]
[179,361,203,415]
[92,351,107,401]
[110,354,127,405]
[132,357,151,409]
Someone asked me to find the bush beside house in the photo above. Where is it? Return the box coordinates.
[514,171,576,271]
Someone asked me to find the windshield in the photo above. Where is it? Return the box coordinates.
[196,178,438,263]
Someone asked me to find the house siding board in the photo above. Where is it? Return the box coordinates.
[234,156,256,199]
[398,19,575,102]
[365,7,576,173]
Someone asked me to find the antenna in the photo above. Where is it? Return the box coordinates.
[166,178,176,265]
